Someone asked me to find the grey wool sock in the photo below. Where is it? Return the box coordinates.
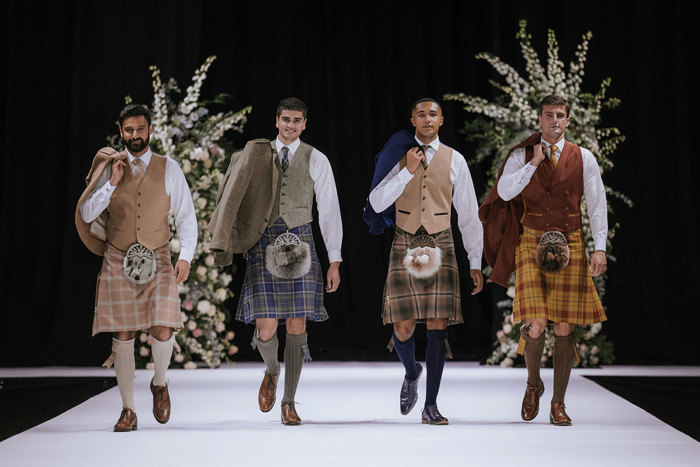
[112,338,136,410]
[282,332,308,403]
[255,331,281,376]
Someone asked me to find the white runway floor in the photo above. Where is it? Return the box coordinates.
[1,363,699,467]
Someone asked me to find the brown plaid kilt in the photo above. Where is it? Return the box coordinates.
[513,226,606,325]
[382,227,462,325]
[92,243,183,335]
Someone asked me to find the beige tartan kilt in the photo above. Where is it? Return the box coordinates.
[382,227,462,325]
[92,243,183,335]
[513,226,606,325]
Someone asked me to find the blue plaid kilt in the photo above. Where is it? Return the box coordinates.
[236,220,328,323]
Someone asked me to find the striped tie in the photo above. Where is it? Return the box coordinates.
[420,144,429,169]
[280,146,289,172]
[549,145,558,170]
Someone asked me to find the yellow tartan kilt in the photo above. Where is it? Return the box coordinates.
[512,227,606,325]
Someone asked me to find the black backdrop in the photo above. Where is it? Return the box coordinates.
[2,0,698,366]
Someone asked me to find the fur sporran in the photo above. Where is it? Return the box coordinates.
[535,231,570,272]
[122,243,157,285]
[403,234,442,278]
[265,231,311,279]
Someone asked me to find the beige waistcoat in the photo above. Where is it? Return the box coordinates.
[395,143,453,234]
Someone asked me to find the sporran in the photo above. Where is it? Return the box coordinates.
[403,233,442,278]
[122,243,157,285]
[535,231,570,272]
[265,231,311,279]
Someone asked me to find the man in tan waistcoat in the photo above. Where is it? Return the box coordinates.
[75,104,197,431]
[369,98,483,424]
[490,95,608,425]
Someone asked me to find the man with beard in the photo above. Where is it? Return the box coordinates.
[486,94,607,425]
[368,98,483,424]
[75,104,197,431]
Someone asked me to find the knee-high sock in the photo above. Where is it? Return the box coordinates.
[255,331,281,376]
[282,332,307,403]
[151,334,175,386]
[112,338,135,410]
[552,332,576,403]
[393,332,421,380]
[425,329,447,406]
[521,327,546,387]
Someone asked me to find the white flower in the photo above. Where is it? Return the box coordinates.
[139,333,148,343]
[174,353,185,363]
[192,147,204,161]
[591,345,599,355]
[196,265,207,280]
[500,357,514,367]
[187,320,197,331]
[181,312,188,322]
[139,346,150,357]
[170,238,181,253]
[503,324,513,334]
[182,159,192,174]
[215,322,226,333]
[214,287,228,302]
[146,362,155,370]
[590,356,599,366]
[196,197,207,209]
[204,255,215,267]
[220,272,233,286]
[506,286,515,298]
[184,361,197,369]
[208,269,218,280]
[197,300,212,314]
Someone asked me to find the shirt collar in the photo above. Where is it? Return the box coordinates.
[541,137,565,153]
[414,135,440,163]
[127,148,152,166]
[275,136,301,157]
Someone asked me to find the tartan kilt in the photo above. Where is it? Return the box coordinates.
[92,243,182,335]
[513,226,606,325]
[382,227,462,325]
[236,220,328,324]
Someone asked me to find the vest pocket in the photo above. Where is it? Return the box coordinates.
[398,209,411,215]
[434,212,448,216]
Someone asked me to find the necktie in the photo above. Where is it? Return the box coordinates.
[420,144,429,169]
[132,158,145,182]
[549,145,558,170]
[280,146,289,172]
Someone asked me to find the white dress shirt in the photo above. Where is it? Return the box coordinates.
[79,148,198,263]
[275,137,343,263]
[369,136,483,270]
[496,137,608,251]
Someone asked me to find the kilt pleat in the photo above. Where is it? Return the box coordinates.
[513,226,606,324]
[92,243,182,335]
[235,220,328,323]
[382,227,462,325]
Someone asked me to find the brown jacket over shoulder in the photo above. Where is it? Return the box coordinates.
[208,139,278,266]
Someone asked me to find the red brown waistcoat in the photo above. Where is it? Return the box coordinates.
[521,141,583,232]
[395,143,453,234]
[107,154,170,251]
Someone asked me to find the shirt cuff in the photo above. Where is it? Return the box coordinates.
[594,238,607,252]
[397,167,414,183]
[101,180,116,193]
[327,250,342,264]
[178,248,194,264]
[469,257,482,270]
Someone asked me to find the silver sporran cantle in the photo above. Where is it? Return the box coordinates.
[265,231,311,279]
[123,243,157,285]
[403,234,442,279]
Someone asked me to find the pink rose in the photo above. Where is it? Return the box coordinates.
[192,328,203,338]
[182,300,194,311]
[228,345,239,355]
[225,331,235,341]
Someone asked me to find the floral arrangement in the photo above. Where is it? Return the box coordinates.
[445,20,631,367]
[108,55,252,368]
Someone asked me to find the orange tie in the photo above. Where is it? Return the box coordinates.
[549,145,558,169]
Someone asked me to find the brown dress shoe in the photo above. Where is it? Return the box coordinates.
[281,401,301,425]
[521,379,545,421]
[113,408,138,432]
[258,371,279,413]
[550,401,572,426]
[150,379,171,424]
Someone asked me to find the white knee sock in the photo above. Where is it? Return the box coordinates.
[112,338,135,410]
[151,334,175,386]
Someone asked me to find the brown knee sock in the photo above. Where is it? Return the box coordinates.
[521,327,545,387]
[552,332,576,403]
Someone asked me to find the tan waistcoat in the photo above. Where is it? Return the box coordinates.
[107,154,170,251]
[395,143,453,234]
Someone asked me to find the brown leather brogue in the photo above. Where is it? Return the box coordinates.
[550,401,572,426]
[150,378,171,424]
[113,408,138,432]
[521,379,545,421]
[258,371,279,413]
[281,401,301,425]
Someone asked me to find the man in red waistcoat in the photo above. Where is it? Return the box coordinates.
[494,95,608,425]
[75,104,197,431]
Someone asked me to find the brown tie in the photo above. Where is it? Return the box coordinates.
[132,158,145,183]
[549,145,558,170]
[420,144,429,169]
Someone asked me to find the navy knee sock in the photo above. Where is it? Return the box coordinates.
[425,329,447,406]
[393,332,421,380]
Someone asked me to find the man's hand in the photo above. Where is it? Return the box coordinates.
[590,250,607,277]
[530,142,547,167]
[325,261,341,292]
[470,269,484,295]
[405,147,425,174]
[174,260,190,284]
[110,159,126,186]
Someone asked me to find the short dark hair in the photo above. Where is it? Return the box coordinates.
[119,104,152,126]
[411,97,442,113]
[539,95,570,117]
[276,97,307,119]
